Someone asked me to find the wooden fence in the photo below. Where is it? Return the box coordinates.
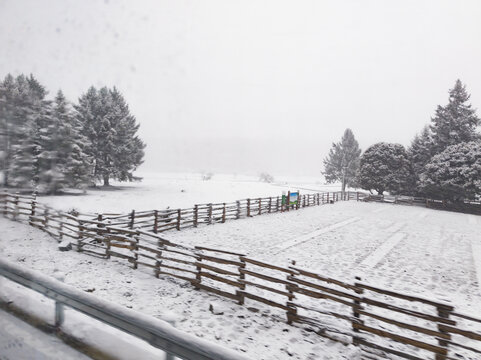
[1,191,480,360]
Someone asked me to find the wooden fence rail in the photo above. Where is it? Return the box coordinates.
[1,190,480,360]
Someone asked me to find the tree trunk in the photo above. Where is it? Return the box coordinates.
[103,175,110,187]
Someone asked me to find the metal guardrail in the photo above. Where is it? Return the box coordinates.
[0,257,251,360]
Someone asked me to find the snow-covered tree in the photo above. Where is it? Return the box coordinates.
[358,142,415,195]
[6,74,48,189]
[419,141,481,201]
[430,80,480,154]
[322,128,361,192]
[408,125,434,176]
[75,86,145,186]
[37,91,92,193]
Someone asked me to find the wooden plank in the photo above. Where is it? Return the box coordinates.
[291,303,353,323]
[288,276,359,301]
[156,270,195,283]
[158,256,196,267]
[357,282,453,310]
[159,263,197,275]
[241,257,296,274]
[240,268,292,285]
[438,324,481,341]
[361,297,456,325]
[289,266,357,291]
[289,285,358,308]
[194,282,240,301]
[239,279,293,297]
[195,246,246,257]
[358,309,451,340]
[194,262,239,276]
[353,323,448,355]
[241,291,289,311]
[356,338,426,360]
[199,254,243,267]
[200,272,242,288]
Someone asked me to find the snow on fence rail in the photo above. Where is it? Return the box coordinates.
[1,191,481,359]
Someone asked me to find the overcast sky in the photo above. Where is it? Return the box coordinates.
[1,0,480,177]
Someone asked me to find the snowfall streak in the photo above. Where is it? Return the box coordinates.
[275,217,361,253]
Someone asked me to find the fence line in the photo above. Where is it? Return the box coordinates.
[1,191,480,359]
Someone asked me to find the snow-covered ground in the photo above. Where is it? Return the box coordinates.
[1,198,480,359]
[37,172,339,213]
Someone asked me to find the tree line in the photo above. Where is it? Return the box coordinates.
[0,73,145,193]
[323,80,481,201]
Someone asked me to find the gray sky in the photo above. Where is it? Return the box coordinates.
[1,0,480,176]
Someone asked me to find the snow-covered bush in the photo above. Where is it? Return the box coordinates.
[259,172,274,183]
[358,142,415,195]
[419,141,481,201]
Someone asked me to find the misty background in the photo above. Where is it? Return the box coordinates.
[1,0,480,177]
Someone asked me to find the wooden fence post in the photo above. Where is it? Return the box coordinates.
[155,238,163,278]
[222,203,226,223]
[97,214,103,240]
[208,203,213,224]
[352,276,364,346]
[77,219,83,252]
[436,306,452,360]
[296,191,300,210]
[29,200,36,226]
[131,232,139,269]
[105,228,111,259]
[276,196,280,212]
[194,253,202,290]
[129,210,135,229]
[357,192,359,201]
[13,193,19,221]
[1,192,7,217]
[286,261,297,325]
[286,192,290,212]
[237,256,246,305]
[44,208,49,232]
[258,198,262,215]
[176,209,181,230]
[235,201,241,219]
[268,197,272,213]
[153,210,159,233]
[58,214,63,240]
[247,198,251,217]
[194,205,199,227]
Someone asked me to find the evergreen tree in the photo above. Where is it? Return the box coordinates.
[322,128,361,192]
[38,91,92,193]
[6,74,48,189]
[408,125,434,176]
[76,86,145,186]
[419,141,481,201]
[358,142,416,195]
[430,80,480,154]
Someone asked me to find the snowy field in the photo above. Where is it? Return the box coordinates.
[37,172,338,213]
[1,197,480,359]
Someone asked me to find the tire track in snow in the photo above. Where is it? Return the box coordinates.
[359,223,406,269]
[274,217,361,253]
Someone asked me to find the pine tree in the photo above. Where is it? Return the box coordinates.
[430,80,480,154]
[38,91,92,193]
[75,86,145,186]
[358,142,416,195]
[322,128,361,192]
[7,74,48,189]
[408,125,434,176]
